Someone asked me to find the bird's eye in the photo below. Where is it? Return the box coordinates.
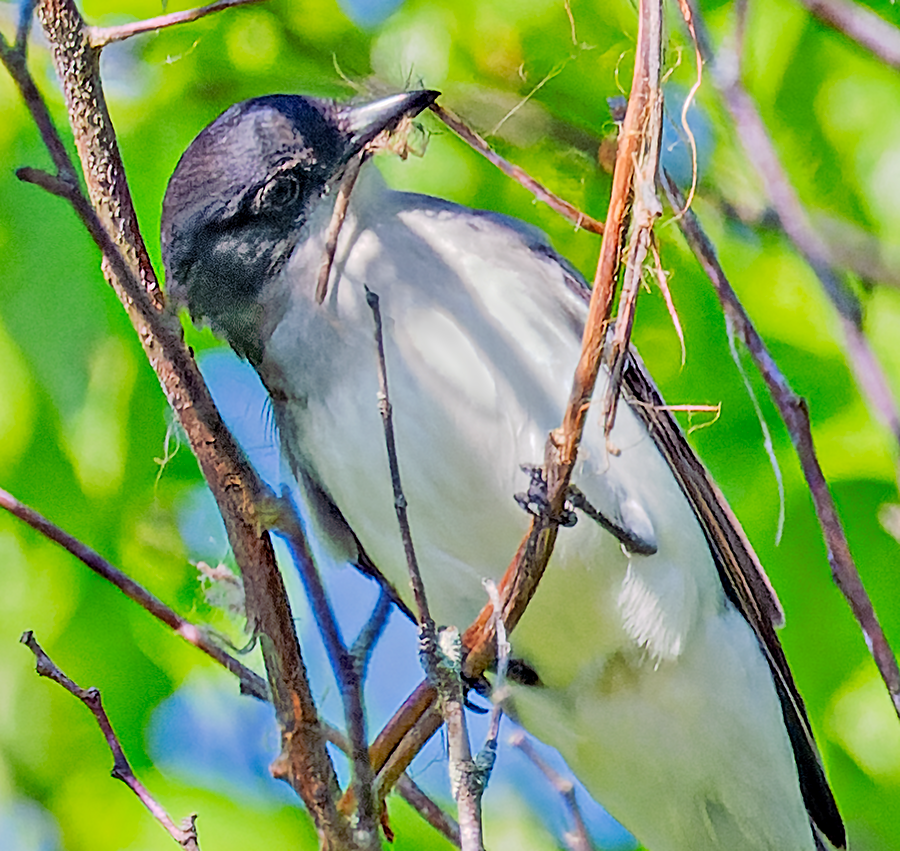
[255,173,302,213]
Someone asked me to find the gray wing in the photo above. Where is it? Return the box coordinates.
[296,467,417,624]
[621,347,845,850]
[542,243,844,848]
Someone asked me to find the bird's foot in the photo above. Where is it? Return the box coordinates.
[567,485,658,555]
[514,464,578,527]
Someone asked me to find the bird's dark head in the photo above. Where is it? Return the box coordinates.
[161,89,438,360]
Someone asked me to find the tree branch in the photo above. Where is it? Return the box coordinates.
[686,0,900,449]
[88,0,263,49]
[794,0,900,69]
[367,288,485,851]
[7,2,347,841]
[510,731,594,851]
[430,102,605,235]
[279,509,380,849]
[363,0,666,802]
[460,0,665,686]
[1,487,269,700]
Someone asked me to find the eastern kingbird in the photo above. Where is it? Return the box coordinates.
[161,89,844,851]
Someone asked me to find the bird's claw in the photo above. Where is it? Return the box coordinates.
[514,464,578,527]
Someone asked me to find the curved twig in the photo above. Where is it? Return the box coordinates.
[22,632,201,850]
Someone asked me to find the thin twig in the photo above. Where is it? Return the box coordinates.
[1,487,268,700]
[395,774,462,848]
[21,632,201,851]
[365,288,433,634]
[430,102,605,236]
[364,0,666,800]
[663,170,900,719]
[278,507,379,849]
[794,0,900,69]
[316,154,362,304]
[510,731,594,851]
[88,0,263,48]
[366,287,485,851]
[686,0,900,449]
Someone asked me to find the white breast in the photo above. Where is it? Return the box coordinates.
[257,167,815,851]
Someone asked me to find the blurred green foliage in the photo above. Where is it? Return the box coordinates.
[2,0,900,847]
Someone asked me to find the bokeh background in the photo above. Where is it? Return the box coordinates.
[2,0,900,848]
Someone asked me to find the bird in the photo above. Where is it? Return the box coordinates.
[161,88,845,851]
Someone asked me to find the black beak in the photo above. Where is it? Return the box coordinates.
[332,90,440,157]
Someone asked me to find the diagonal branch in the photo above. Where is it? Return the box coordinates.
[1,487,269,701]
[663,171,900,720]
[430,103,605,235]
[461,0,665,677]
[794,0,900,69]
[278,506,380,848]
[685,0,900,450]
[556,0,663,471]
[510,731,594,851]
[365,0,666,797]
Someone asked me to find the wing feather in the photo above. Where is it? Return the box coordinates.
[621,349,845,850]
